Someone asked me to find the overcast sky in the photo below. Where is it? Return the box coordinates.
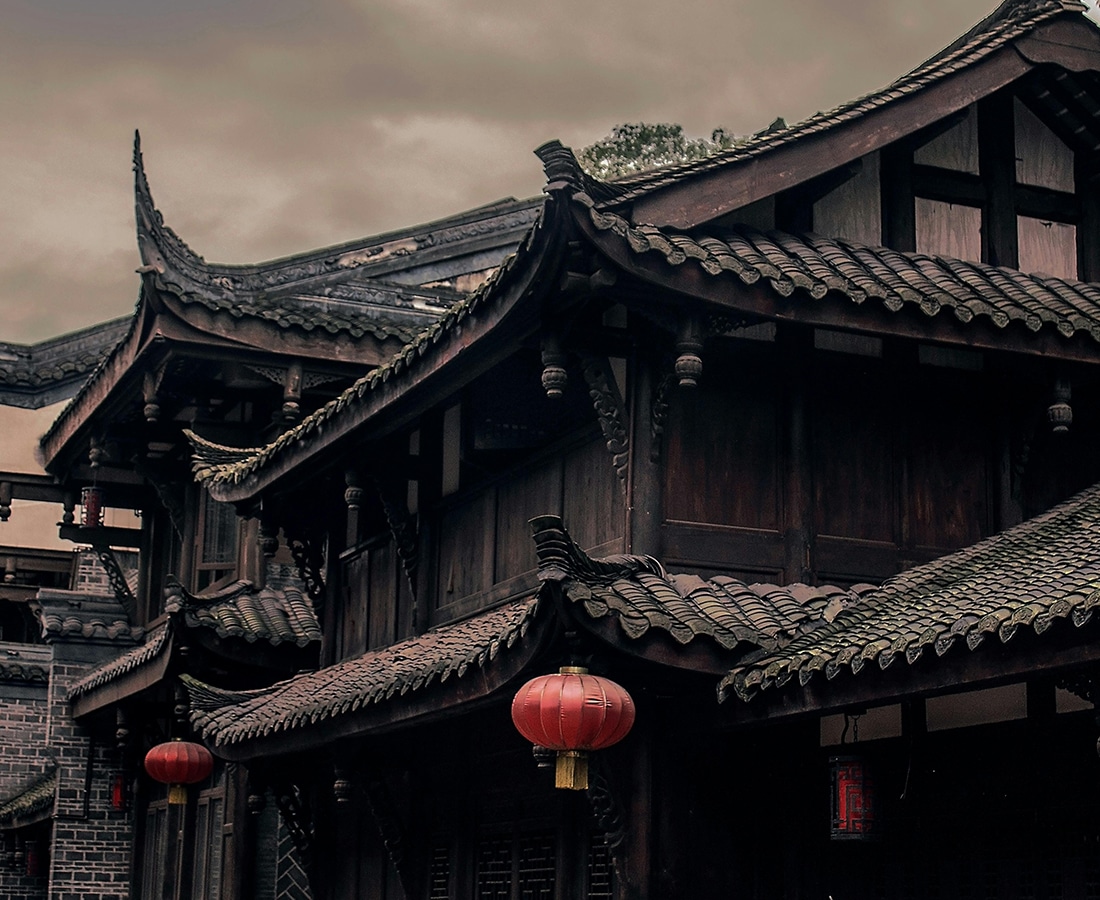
[1,0,1092,343]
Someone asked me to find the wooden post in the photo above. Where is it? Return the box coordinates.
[780,325,813,583]
[881,141,916,252]
[979,92,1019,269]
[615,715,653,900]
[627,352,662,558]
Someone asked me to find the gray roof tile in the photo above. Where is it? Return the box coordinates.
[721,480,1100,702]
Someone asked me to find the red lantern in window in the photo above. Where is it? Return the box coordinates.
[144,739,214,805]
[511,666,635,790]
[830,755,876,840]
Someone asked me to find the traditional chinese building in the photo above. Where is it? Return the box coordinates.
[0,136,538,900]
[171,1,1100,898]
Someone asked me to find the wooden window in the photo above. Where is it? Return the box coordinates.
[190,783,226,900]
[139,800,168,900]
[194,493,238,591]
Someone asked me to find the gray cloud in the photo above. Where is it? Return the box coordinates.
[0,0,1020,341]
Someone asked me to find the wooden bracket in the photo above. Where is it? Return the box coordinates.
[580,354,629,494]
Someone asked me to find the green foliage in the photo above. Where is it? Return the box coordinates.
[578,123,739,180]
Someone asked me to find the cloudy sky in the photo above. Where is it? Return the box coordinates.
[0,0,1090,342]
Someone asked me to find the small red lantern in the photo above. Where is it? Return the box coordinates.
[144,739,214,805]
[830,755,876,840]
[511,666,635,790]
[80,486,104,528]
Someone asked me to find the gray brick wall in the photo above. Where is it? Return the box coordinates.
[44,655,133,900]
[0,642,52,900]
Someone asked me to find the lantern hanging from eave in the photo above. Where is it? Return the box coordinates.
[80,486,104,528]
[145,738,214,805]
[830,755,876,840]
[511,666,635,791]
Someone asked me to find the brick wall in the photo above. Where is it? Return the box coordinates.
[0,641,52,900]
[44,654,133,900]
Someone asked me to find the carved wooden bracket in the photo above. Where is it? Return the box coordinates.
[284,526,326,614]
[274,782,315,873]
[587,754,627,851]
[373,475,419,597]
[580,354,629,494]
[649,372,675,463]
[364,775,422,900]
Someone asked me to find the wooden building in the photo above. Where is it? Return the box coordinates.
[168,1,1100,898]
[0,138,538,900]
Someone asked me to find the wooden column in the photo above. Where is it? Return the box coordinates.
[615,714,653,900]
[979,92,1019,269]
[781,325,813,584]
[1076,151,1100,282]
[881,141,916,252]
[627,352,663,558]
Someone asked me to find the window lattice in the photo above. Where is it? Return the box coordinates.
[476,838,512,900]
[429,844,451,900]
[586,836,613,900]
[517,834,555,900]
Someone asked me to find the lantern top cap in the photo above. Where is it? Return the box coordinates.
[559,665,588,675]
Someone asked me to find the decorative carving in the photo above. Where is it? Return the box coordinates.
[274,782,314,872]
[649,372,675,463]
[0,482,10,522]
[61,492,76,526]
[96,549,138,619]
[674,316,704,389]
[285,528,326,614]
[580,354,629,493]
[374,476,419,596]
[586,756,627,851]
[1057,671,1096,705]
[540,334,568,400]
[133,461,185,540]
[333,766,353,804]
[283,360,304,425]
[1048,379,1072,434]
[364,776,415,897]
[344,470,363,511]
[259,518,280,558]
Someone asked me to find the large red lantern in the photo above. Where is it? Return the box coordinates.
[144,739,214,805]
[511,666,635,790]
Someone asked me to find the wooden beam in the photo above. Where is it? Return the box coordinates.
[58,523,143,549]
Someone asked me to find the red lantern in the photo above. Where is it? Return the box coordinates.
[80,486,104,528]
[145,739,214,805]
[511,666,635,790]
[830,755,876,840]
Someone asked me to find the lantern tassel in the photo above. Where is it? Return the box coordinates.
[168,784,187,805]
[555,750,588,791]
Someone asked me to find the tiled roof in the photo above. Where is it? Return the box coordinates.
[0,318,130,409]
[37,590,144,644]
[67,623,170,701]
[134,133,537,344]
[0,769,56,830]
[578,194,1100,345]
[0,644,51,685]
[187,194,558,493]
[532,515,872,654]
[187,596,540,748]
[166,574,321,648]
[721,480,1100,703]
[597,0,1087,207]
